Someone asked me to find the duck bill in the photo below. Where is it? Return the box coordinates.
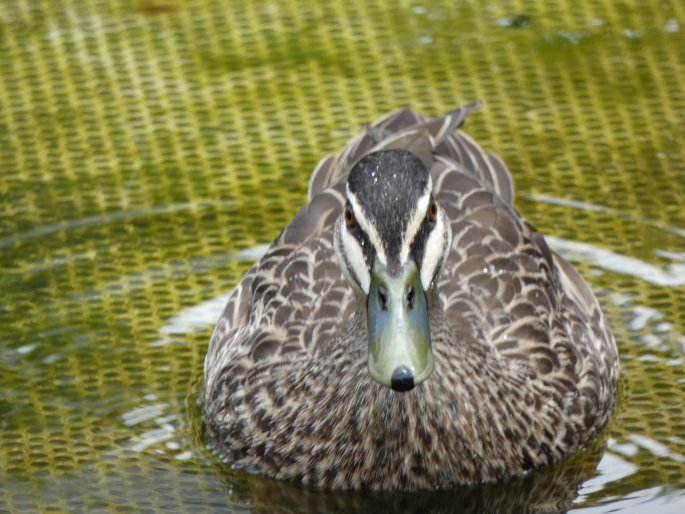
[366,258,433,392]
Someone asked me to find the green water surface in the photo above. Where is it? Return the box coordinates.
[1,0,684,512]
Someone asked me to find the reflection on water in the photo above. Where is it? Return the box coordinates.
[575,448,638,498]
[531,193,685,287]
[206,436,607,514]
[123,395,193,460]
[528,194,685,240]
[627,435,685,463]
[158,245,269,338]
[547,235,685,287]
[0,201,231,251]
[572,488,685,514]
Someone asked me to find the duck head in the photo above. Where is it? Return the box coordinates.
[334,149,452,392]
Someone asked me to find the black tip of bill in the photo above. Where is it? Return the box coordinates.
[390,365,415,392]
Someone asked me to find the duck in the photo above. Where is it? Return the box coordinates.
[201,102,619,491]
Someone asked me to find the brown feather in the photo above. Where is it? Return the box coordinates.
[202,104,619,491]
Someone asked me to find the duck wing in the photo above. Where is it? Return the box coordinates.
[431,125,618,437]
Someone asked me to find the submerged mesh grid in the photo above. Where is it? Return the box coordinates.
[1,0,684,512]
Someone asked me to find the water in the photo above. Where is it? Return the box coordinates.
[1,0,684,512]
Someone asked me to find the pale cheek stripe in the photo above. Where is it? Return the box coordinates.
[400,187,431,264]
[420,212,447,289]
[334,220,361,292]
[346,188,387,267]
[340,223,370,293]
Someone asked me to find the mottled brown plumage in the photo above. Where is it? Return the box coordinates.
[202,103,619,491]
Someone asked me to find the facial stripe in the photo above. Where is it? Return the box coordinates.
[419,210,450,289]
[335,217,371,293]
[346,186,388,267]
[399,177,432,264]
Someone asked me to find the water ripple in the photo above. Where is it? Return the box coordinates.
[547,236,685,288]
[0,201,231,250]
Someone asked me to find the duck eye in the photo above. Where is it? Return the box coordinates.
[344,203,356,228]
[427,196,438,222]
